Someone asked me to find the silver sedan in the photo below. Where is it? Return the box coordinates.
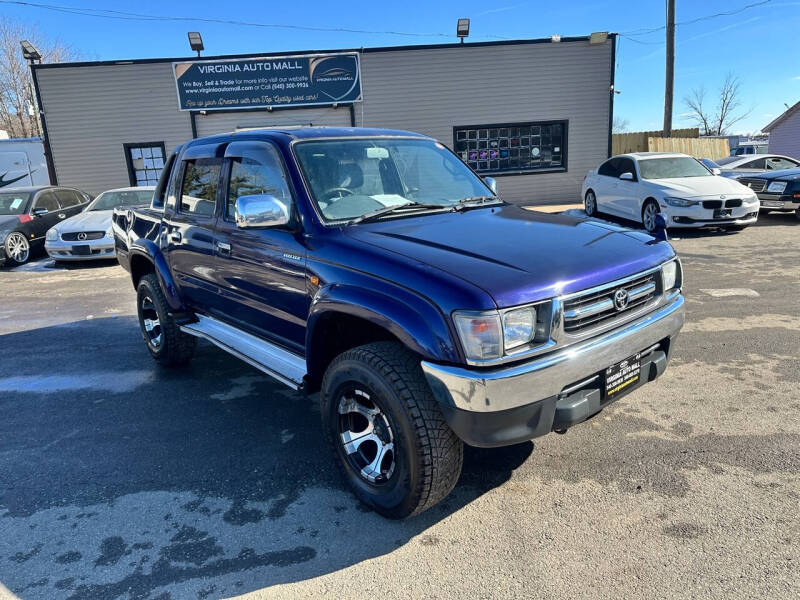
[45,186,154,261]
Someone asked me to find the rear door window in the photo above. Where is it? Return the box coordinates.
[179,158,222,217]
[33,191,60,212]
[55,189,84,207]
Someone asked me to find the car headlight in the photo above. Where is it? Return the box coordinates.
[767,181,787,193]
[663,197,698,207]
[106,226,113,238]
[503,306,537,350]
[662,259,681,292]
[744,193,759,204]
[454,305,542,361]
[46,228,58,241]
[453,311,502,360]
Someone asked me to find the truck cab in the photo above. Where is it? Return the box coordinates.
[114,127,684,518]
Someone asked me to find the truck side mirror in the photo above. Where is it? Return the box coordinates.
[483,176,497,194]
[234,194,291,229]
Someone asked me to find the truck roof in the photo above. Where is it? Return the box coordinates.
[181,126,430,150]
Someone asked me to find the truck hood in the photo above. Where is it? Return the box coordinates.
[344,204,676,308]
[646,175,753,198]
[56,209,111,233]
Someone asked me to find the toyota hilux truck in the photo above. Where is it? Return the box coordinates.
[113,127,684,519]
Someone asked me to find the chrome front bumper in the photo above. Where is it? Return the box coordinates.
[421,294,685,414]
[45,238,116,260]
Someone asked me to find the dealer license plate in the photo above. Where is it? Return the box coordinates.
[713,208,732,219]
[760,200,783,208]
[71,245,91,256]
[605,352,641,400]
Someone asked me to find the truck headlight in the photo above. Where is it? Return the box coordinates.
[767,181,787,193]
[453,311,502,360]
[662,259,681,291]
[503,307,536,350]
[46,228,58,241]
[663,197,698,207]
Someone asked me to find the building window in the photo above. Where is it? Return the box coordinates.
[124,142,167,187]
[453,121,567,175]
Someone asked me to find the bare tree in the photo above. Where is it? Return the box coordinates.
[612,116,630,134]
[683,73,751,136]
[0,17,77,138]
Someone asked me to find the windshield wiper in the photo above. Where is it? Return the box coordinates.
[351,202,446,224]
[452,195,501,211]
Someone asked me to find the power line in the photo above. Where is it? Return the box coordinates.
[0,0,511,40]
[621,0,774,38]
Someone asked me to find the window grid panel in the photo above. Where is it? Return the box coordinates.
[454,121,567,175]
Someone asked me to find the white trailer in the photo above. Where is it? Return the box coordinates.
[0,138,50,188]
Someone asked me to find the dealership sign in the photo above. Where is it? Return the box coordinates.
[172,52,361,111]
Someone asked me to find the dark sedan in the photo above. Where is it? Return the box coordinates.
[735,168,800,218]
[0,185,91,267]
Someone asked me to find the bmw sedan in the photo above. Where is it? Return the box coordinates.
[582,153,760,232]
[45,186,154,262]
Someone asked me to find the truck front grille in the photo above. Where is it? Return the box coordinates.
[562,271,660,334]
[737,178,766,193]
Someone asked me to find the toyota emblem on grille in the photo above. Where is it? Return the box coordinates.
[77,232,88,241]
[613,288,629,311]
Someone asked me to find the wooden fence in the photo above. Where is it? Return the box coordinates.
[612,128,699,155]
[646,136,730,160]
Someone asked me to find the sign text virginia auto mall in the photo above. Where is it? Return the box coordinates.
[172,52,361,111]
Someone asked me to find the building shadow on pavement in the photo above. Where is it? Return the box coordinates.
[0,316,533,599]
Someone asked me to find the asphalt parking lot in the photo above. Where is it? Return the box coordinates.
[1,212,798,600]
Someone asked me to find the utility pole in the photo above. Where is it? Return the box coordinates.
[663,0,675,137]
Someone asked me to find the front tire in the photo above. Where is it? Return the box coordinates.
[321,342,463,519]
[584,190,598,217]
[642,199,660,233]
[4,231,30,267]
[136,273,196,366]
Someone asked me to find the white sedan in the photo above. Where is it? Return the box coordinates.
[45,186,154,261]
[582,152,760,232]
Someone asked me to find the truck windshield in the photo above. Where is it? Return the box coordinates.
[294,138,496,222]
[0,192,30,215]
[638,157,712,180]
[88,190,154,211]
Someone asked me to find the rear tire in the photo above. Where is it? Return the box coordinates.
[321,341,463,519]
[584,190,598,217]
[136,273,196,366]
[3,231,30,267]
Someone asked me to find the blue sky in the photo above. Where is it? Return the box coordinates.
[4,0,799,133]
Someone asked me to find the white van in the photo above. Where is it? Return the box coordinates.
[0,138,49,189]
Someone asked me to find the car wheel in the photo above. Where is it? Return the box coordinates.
[3,231,30,267]
[642,199,660,233]
[321,341,463,519]
[584,190,598,217]
[136,273,196,366]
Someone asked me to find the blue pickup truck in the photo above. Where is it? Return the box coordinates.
[113,127,685,518]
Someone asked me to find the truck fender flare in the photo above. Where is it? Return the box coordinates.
[306,283,459,370]
[128,240,184,311]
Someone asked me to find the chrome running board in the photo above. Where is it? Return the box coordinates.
[181,314,306,389]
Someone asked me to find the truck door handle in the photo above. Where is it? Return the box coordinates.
[216,241,231,256]
[169,231,182,243]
